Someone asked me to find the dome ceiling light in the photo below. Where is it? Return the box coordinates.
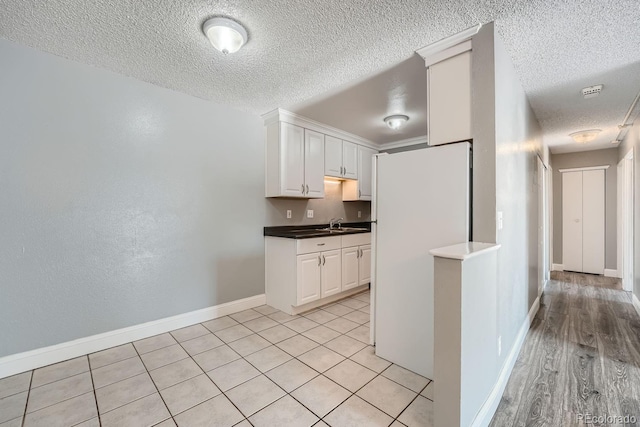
[569,129,601,144]
[384,115,409,130]
[203,17,248,54]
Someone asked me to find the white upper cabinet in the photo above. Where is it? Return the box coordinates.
[343,146,376,201]
[342,141,358,179]
[324,135,343,177]
[427,49,472,146]
[304,130,325,198]
[324,136,358,180]
[265,121,324,198]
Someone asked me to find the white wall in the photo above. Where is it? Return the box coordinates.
[618,119,640,300]
[0,39,270,357]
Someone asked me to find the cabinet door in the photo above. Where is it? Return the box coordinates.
[428,50,472,146]
[321,249,342,298]
[296,253,321,306]
[280,122,306,197]
[342,247,360,291]
[359,245,372,286]
[342,141,358,180]
[304,130,325,198]
[324,135,343,178]
[358,147,376,200]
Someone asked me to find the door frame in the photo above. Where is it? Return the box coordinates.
[618,149,634,292]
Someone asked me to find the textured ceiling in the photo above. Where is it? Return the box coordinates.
[1,0,639,152]
[288,56,427,144]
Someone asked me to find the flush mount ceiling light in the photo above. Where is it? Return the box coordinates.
[202,17,248,54]
[569,129,601,144]
[384,115,409,130]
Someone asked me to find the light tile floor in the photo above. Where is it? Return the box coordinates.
[0,290,433,427]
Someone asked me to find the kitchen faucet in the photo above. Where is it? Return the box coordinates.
[329,217,343,229]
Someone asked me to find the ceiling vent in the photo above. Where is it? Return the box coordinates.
[582,84,603,99]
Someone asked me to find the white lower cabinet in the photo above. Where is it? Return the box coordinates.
[342,244,372,291]
[266,233,371,314]
[296,253,322,305]
[359,245,372,286]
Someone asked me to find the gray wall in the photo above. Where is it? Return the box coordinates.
[618,119,639,300]
[472,23,546,377]
[0,39,266,357]
[0,39,362,358]
[550,148,618,270]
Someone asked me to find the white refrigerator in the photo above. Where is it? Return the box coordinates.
[372,142,471,379]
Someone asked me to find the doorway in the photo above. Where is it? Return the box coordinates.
[537,156,550,296]
[561,167,607,275]
[618,149,634,292]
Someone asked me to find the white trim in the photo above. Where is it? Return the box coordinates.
[604,269,620,278]
[379,135,428,151]
[558,165,610,173]
[633,294,640,317]
[416,24,481,61]
[552,263,564,271]
[471,297,539,427]
[0,294,266,379]
[422,40,472,67]
[261,109,379,150]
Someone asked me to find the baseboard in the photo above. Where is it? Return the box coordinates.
[633,294,640,317]
[604,269,620,278]
[552,264,564,271]
[0,294,266,379]
[471,296,539,427]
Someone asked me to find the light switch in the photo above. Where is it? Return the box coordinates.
[286,210,292,219]
[497,211,503,230]
[307,210,314,219]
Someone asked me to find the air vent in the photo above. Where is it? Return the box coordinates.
[582,84,603,99]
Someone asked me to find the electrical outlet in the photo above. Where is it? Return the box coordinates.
[286,210,292,219]
[307,209,314,219]
[358,211,362,218]
[498,336,502,356]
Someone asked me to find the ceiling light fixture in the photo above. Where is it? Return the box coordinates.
[569,129,601,144]
[202,17,248,54]
[384,115,409,130]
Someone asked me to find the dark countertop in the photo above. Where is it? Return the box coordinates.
[264,222,372,239]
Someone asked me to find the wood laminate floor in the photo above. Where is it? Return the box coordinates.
[490,271,640,427]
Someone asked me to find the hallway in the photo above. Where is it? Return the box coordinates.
[491,271,640,426]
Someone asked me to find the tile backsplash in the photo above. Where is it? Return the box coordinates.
[265,180,371,226]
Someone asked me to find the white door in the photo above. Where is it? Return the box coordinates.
[621,153,634,291]
[321,249,342,298]
[304,130,325,198]
[280,122,305,197]
[359,245,372,286]
[324,135,342,178]
[341,247,359,291]
[562,171,583,272]
[296,253,321,305]
[358,147,376,200]
[582,170,605,274]
[537,158,547,296]
[342,141,358,180]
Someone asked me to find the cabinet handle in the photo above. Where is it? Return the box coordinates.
[343,167,347,175]
[317,243,325,246]
[356,249,360,258]
[318,256,321,266]
[322,255,326,265]
[301,184,305,194]
[358,189,361,198]
[306,184,309,194]
[341,166,345,175]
